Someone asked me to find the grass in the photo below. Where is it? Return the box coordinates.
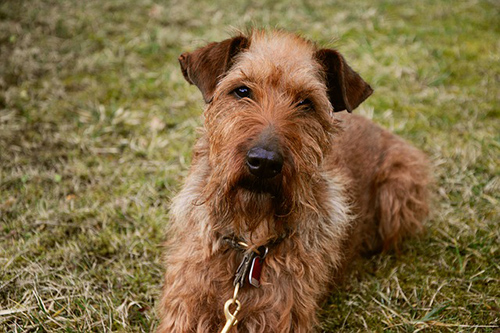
[0,0,498,332]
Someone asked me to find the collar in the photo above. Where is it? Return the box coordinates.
[222,233,288,254]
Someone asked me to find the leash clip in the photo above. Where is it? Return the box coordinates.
[220,284,241,333]
[219,238,271,332]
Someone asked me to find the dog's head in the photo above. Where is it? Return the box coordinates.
[179,31,372,231]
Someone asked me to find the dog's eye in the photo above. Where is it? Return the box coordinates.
[297,99,314,110]
[232,86,252,99]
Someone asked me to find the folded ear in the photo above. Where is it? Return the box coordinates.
[178,36,249,103]
[315,49,373,112]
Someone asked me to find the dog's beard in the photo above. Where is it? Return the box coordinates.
[204,165,297,234]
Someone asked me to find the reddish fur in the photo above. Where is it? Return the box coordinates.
[157,30,429,332]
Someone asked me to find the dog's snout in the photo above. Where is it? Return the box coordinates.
[246,146,283,179]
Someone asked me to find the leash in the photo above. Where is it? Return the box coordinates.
[220,238,269,333]
[221,284,241,333]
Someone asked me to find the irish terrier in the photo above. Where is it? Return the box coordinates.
[157,30,429,332]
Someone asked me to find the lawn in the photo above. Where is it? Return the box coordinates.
[0,0,498,332]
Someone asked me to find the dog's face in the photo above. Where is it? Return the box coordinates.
[179,31,372,231]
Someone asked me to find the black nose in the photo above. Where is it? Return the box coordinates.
[246,146,283,179]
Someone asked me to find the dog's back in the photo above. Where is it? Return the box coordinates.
[330,113,429,254]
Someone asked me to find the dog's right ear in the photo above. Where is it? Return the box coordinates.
[178,36,249,103]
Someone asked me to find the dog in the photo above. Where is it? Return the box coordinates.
[157,30,429,333]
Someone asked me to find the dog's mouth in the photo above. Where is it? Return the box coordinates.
[236,174,283,196]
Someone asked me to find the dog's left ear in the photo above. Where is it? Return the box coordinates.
[178,36,249,103]
[315,49,373,112]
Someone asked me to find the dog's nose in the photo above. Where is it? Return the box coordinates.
[246,146,284,179]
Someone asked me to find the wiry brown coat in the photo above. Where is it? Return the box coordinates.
[157,30,429,333]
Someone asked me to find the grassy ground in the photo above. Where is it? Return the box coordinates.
[0,0,498,332]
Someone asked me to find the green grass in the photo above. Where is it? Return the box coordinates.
[0,0,498,332]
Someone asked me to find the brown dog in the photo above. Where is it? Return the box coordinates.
[157,30,429,333]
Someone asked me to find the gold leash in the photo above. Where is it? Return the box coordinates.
[220,284,241,333]
[220,242,248,333]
